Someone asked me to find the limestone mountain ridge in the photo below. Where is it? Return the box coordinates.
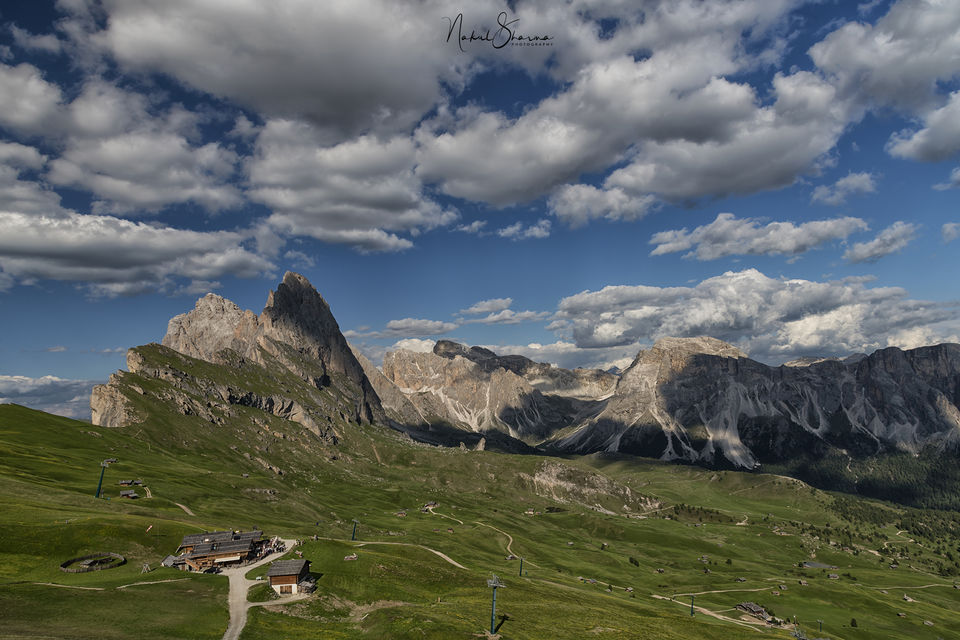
[89,273,960,499]
[90,272,384,441]
[379,336,960,472]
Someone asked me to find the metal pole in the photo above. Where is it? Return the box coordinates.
[818,619,822,633]
[490,585,497,634]
[351,521,358,541]
[95,464,106,498]
[690,595,695,616]
[519,557,523,576]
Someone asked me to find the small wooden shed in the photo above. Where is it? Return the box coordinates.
[266,559,311,595]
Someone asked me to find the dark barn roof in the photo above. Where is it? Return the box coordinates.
[178,530,262,551]
[266,559,310,577]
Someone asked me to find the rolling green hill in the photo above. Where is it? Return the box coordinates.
[2,402,960,639]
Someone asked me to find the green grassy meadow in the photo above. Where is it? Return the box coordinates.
[1,403,959,639]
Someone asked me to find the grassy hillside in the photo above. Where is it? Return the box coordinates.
[1,402,959,639]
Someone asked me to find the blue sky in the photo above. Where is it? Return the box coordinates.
[0,0,958,418]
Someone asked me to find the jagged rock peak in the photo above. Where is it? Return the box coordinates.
[434,339,496,361]
[649,336,746,359]
[261,271,348,356]
[105,272,385,427]
[162,292,259,362]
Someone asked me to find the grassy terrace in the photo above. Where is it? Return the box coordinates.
[1,403,959,639]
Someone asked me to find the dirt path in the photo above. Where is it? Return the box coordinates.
[33,582,104,591]
[116,578,189,590]
[144,486,152,498]
[672,586,771,597]
[472,521,541,569]
[355,541,468,570]
[221,538,297,640]
[175,502,195,516]
[864,583,955,591]
[475,522,515,556]
[730,479,776,495]
[425,506,463,524]
[735,515,748,526]
[651,594,764,632]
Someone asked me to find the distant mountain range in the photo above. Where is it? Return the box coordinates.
[91,273,960,505]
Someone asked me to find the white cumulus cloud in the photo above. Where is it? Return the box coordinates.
[498,219,551,240]
[843,221,917,263]
[553,268,957,362]
[0,211,274,296]
[942,223,960,243]
[461,298,513,315]
[811,172,878,205]
[649,213,868,260]
[0,374,99,420]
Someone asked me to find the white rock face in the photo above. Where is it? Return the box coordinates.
[90,372,142,428]
[380,342,613,442]
[163,293,260,363]
[351,346,429,427]
[381,335,960,469]
[558,337,960,468]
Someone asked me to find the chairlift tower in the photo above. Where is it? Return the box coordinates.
[351,519,359,541]
[690,595,695,616]
[95,458,117,498]
[487,574,504,634]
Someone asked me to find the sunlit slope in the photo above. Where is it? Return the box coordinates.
[1,403,959,639]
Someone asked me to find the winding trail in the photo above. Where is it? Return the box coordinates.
[355,541,467,570]
[32,582,104,591]
[474,521,542,569]
[175,502,196,516]
[425,506,463,525]
[730,479,776,495]
[143,486,153,499]
[672,586,772,597]
[311,535,468,570]
[475,522,515,556]
[651,594,764,632]
[862,583,955,591]
[116,578,189,590]
[221,538,297,640]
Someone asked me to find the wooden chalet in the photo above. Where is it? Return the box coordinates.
[175,530,266,571]
[266,559,312,595]
[736,602,769,620]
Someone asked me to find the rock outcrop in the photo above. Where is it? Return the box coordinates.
[91,272,384,431]
[351,346,429,428]
[90,272,960,477]
[378,336,960,469]
[90,372,143,428]
[380,341,613,443]
[555,338,960,468]
[432,339,618,399]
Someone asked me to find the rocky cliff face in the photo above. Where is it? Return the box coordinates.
[377,336,960,470]
[379,341,615,443]
[91,272,384,432]
[91,272,960,475]
[555,338,960,468]
[431,340,619,399]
